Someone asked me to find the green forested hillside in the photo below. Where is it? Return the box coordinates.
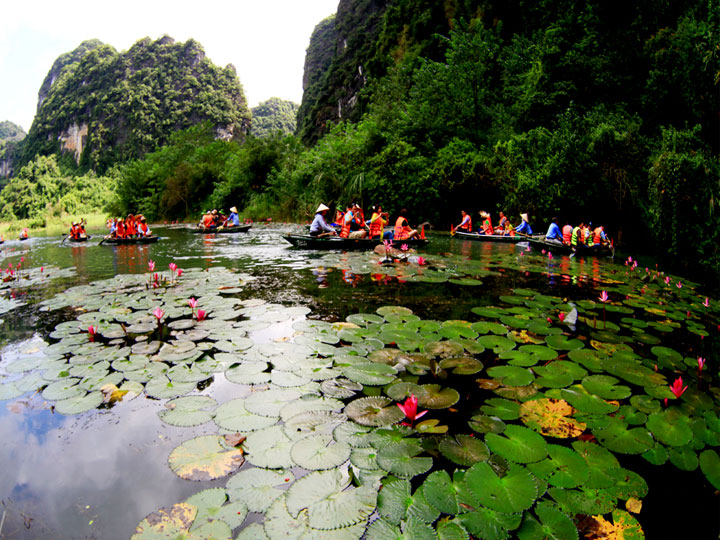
[0,121,26,181]
[250,98,299,138]
[21,36,251,173]
[111,0,718,277]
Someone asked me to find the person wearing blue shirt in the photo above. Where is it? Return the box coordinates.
[545,217,562,244]
[515,213,533,235]
[223,206,241,227]
[310,204,338,237]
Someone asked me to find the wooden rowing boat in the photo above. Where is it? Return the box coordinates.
[191,224,252,234]
[453,231,542,243]
[100,235,160,245]
[67,234,90,243]
[283,234,429,250]
[528,236,614,257]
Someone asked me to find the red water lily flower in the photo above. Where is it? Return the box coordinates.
[559,312,566,322]
[196,309,207,321]
[148,260,155,271]
[397,394,427,424]
[703,297,710,308]
[599,291,609,303]
[698,357,706,371]
[669,377,687,399]
[88,326,97,342]
[153,308,165,321]
[417,257,426,266]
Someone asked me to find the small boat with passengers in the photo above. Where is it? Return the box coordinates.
[452,231,542,243]
[100,235,160,245]
[283,234,429,250]
[528,236,614,257]
[191,224,252,234]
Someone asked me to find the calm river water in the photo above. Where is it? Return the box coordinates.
[0,224,716,539]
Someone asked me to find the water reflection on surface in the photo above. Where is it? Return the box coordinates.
[0,225,711,538]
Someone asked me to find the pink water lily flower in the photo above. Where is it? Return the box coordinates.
[664,276,671,285]
[176,269,183,277]
[397,394,427,424]
[417,257,426,266]
[148,260,155,271]
[676,281,682,289]
[547,252,553,259]
[698,357,706,371]
[188,298,198,309]
[169,262,177,272]
[703,297,710,308]
[400,244,409,252]
[669,377,688,399]
[196,309,207,321]
[599,291,609,303]
[541,249,546,254]
[559,312,566,322]
[152,307,165,321]
[40,267,43,273]
[525,246,531,252]
[88,326,97,342]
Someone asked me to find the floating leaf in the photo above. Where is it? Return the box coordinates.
[439,434,490,466]
[699,449,720,490]
[646,409,694,446]
[54,391,103,415]
[342,363,398,386]
[184,487,247,531]
[226,468,294,513]
[158,396,217,427]
[345,396,405,426]
[131,503,198,540]
[290,434,351,470]
[516,501,578,540]
[168,435,244,481]
[487,366,535,387]
[584,509,644,540]
[527,445,589,488]
[592,417,654,455]
[519,398,586,438]
[465,461,538,513]
[485,425,548,464]
[417,384,460,409]
[376,441,433,478]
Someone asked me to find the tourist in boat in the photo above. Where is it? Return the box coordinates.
[19,228,29,240]
[570,222,585,249]
[584,223,594,247]
[69,222,82,240]
[137,216,152,237]
[341,203,367,239]
[212,209,225,227]
[495,212,508,235]
[115,218,126,238]
[515,213,533,235]
[453,210,472,233]
[478,211,493,235]
[368,205,388,239]
[223,206,240,228]
[200,210,216,230]
[394,209,419,240]
[545,217,563,244]
[592,225,609,247]
[126,214,138,238]
[562,222,573,245]
[309,204,338,237]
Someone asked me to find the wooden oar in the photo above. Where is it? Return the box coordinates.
[98,234,110,246]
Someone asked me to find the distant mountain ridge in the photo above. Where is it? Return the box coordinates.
[251,98,299,138]
[20,36,251,173]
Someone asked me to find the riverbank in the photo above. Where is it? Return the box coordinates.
[0,212,109,238]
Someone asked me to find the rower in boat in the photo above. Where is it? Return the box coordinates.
[309,204,338,237]
[545,217,563,245]
[222,206,241,229]
[515,213,533,236]
[452,210,472,234]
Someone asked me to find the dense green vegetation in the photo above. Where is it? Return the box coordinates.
[250,98,299,138]
[0,121,26,181]
[0,154,115,222]
[21,36,250,174]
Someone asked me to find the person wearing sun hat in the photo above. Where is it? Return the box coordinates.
[223,206,240,228]
[310,203,338,237]
[515,212,533,235]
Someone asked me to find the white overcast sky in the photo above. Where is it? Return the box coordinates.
[0,0,340,131]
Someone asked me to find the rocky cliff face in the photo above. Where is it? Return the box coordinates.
[0,121,26,180]
[297,0,389,143]
[22,36,251,173]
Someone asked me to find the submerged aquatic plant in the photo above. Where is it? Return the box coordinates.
[397,394,427,426]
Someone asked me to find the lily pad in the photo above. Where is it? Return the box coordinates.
[485,425,548,463]
[519,398,586,438]
[438,434,490,466]
[376,441,433,478]
[416,384,460,409]
[465,461,538,513]
[168,435,244,481]
[290,434,351,470]
[226,468,295,513]
[345,396,405,426]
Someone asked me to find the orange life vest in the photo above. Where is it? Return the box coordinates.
[593,227,604,244]
[126,219,137,236]
[368,213,384,238]
[394,217,410,240]
[459,216,472,232]
[202,214,214,227]
[116,222,126,238]
[138,223,149,236]
[482,218,493,234]
[562,225,573,245]
[340,211,353,238]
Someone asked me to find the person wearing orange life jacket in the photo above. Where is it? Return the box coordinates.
[368,205,388,239]
[69,222,81,240]
[342,203,367,239]
[562,222,573,245]
[495,212,508,235]
[137,216,152,237]
[201,210,215,229]
[592,225,608,247]
[394,208,419,240]
[126,214,137,237]
[115,218,126,238]
[453,210,472,233]
[479,211,493,235]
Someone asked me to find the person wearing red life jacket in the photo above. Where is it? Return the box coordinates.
[453,210,472,233]
[562,223,573,245]
[137,216,152,237]
[479,211,493,235]
[368,205,388,239]
[394,208,419,240]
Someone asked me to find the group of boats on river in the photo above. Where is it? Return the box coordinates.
[9,204,612,258]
